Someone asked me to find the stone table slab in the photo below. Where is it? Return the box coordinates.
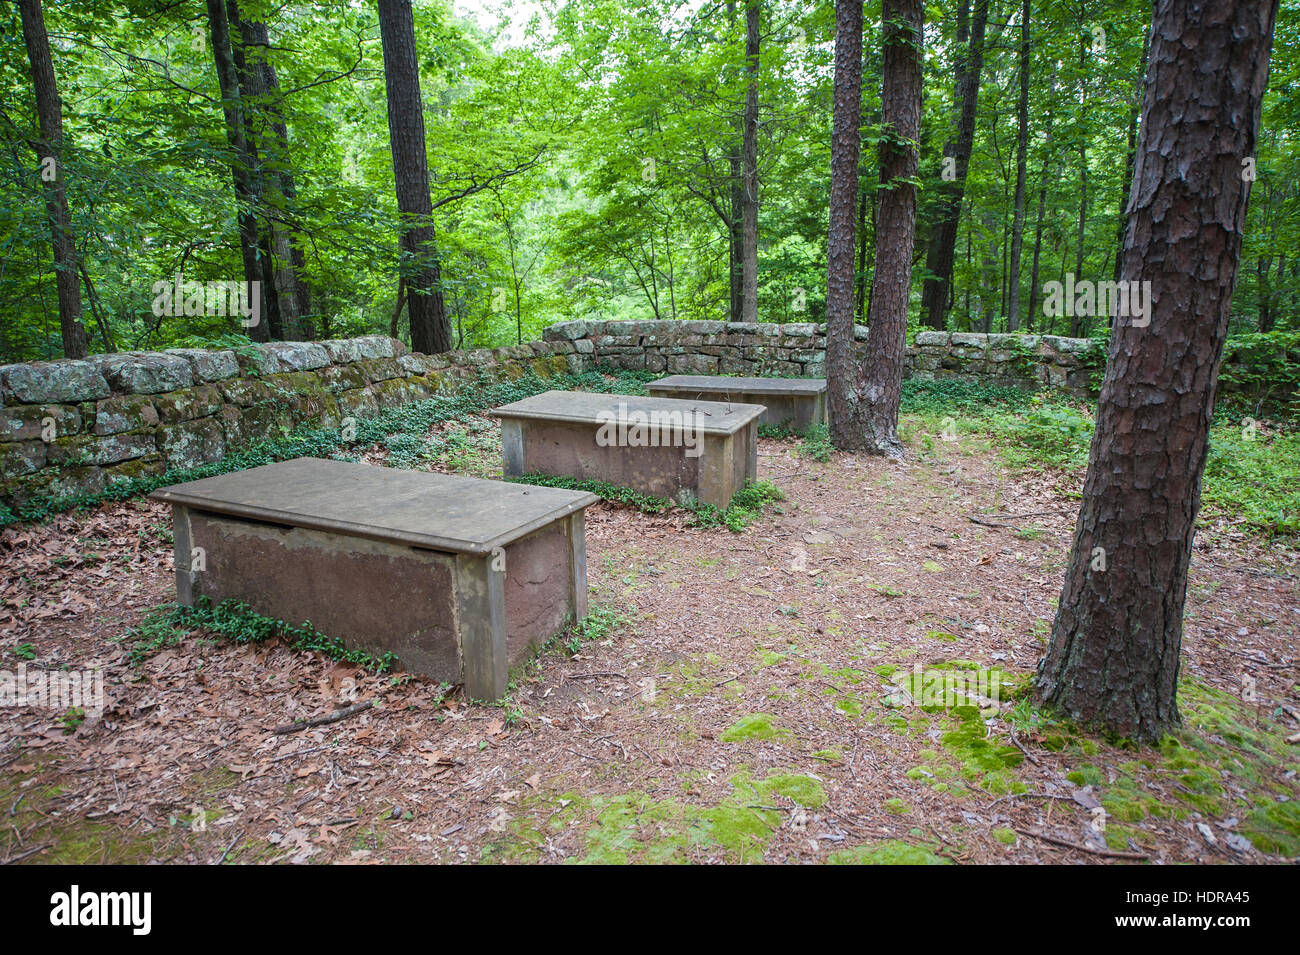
[490,390,765,509]
[647,376,827,433]
[491,389,766,435]
[150,456,597,556]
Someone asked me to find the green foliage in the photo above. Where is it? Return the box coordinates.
[1202,423,1300,535]
[995,401,1096,470]
[562,605,627,655]
[900,379,1037,415]
[1217,331,1300,416]
[904,380,1300,535]
[799,423,833,462]
[123,596,396,672]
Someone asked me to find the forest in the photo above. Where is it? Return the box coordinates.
[0,0,1297,873]
[3,0,1296,364]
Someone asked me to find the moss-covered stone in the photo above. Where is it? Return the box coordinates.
[159,417,225,469]
[2,404,81,441]
[92,394,159,435]
[0,440,47,475]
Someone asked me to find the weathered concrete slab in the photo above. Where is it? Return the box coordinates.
[492,390,764,436]
[150,456,596,556]
[151,458,597,700]
[647,375,827,433]
[491,390,764,509]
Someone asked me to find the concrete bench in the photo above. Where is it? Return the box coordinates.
[647,375,827,433]
[491,390,765,509]
[150,457,597,700]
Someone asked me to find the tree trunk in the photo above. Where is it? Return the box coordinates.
[740,1,760,324]
[919,0,988,330]
[1257,256,1273,331]
[1072,26,1089,338]
[1027,67,1057,329]
[228,3,291,341]
[1006,0,1030,331]
[727,0,744,323]
[206,0,269,341]
[830,0,922,455]
[855,168,870,323]
[18,0,89,358]
[238,17,314,337]
[1036,0,1278,743]
[826,0,863,447]
[1114,34,1149,285]
[377,0,452,354]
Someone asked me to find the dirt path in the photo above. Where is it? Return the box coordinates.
[2,421,1297,864]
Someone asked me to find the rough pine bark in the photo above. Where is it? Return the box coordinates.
[207,0,270,341]
[919,0,988,330]
[18,0,89,358]
[825,0,863,448]
[1036,0,1278,742]
[1006,0,1030,330]
[830,0,922,455]
[740,1,761,324]
[1114,34,1149,285]
[377,0,452,354]
[238,17,314,337]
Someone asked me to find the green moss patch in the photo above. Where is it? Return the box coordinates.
[720,713,791,743]
[825,840,951,865]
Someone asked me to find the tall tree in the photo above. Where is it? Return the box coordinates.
[1027,65,1057,328]
[728,0,745,323]
[17,0,89,358]
[207,0,271,341]
[1113,33,1150,284]
[235,14,313,339]
[377,0,452,354]
[740,0,761,324]
[919,0,989,330]
[829,0,923,455]
[1006,0,1031,330]
[825,0,863,447]
[1037,0,1279,742]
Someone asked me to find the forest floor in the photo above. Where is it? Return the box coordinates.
[2,404,1299,865]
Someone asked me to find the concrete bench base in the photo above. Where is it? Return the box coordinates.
[151,458,597,700]
[491,391,764,509]
[647,376,827,433]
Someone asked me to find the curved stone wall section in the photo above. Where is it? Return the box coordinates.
[0,336,581,509]
[543,320,1103,398]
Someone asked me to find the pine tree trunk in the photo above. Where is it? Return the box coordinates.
[238,17,314,337]
[207,0,269,341]
[830,0,922,455]
[377,0,452,354]
[727,0,743,323]
[919,0,988,330]
[1114,34,1149,285]
[1006,0,1030,331]
[18,0,89,359]
[1037,0,1279,743]
[740,1,761,324]
[825,0,863,447]
[1027,67,1056,330]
